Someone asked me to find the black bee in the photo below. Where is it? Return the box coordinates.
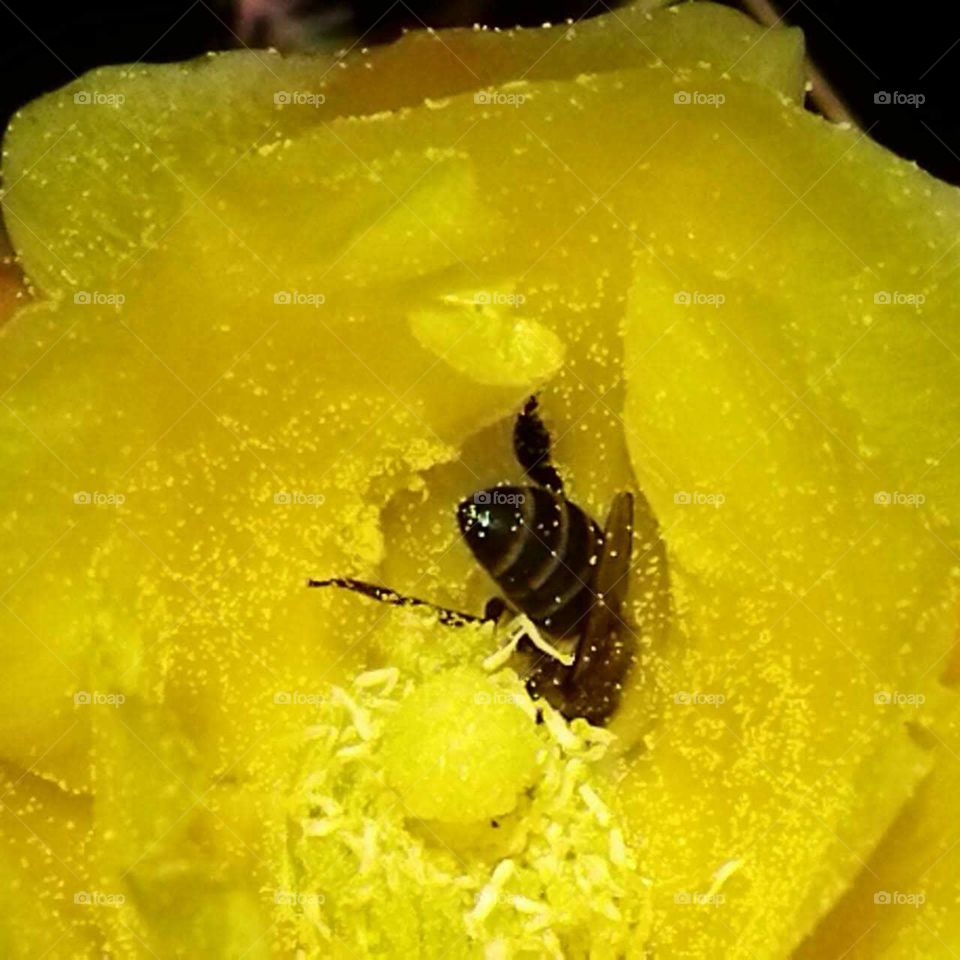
[309,397,669,724]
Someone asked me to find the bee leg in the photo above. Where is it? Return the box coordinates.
[307,577,493,628]
[482,613,576,672]
[513,394,564,494]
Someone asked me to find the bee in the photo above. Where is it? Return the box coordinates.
[309,396,669,724]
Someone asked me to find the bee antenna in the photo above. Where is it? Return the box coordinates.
[307,576,495,628]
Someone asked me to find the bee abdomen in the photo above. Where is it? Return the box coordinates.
[457,486,601,638]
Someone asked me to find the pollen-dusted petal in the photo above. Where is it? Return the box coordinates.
[0,764,100,957]
[618,241,958,956]
[410,290,566,388]
[796,701,960,958]
[0,2,803,297]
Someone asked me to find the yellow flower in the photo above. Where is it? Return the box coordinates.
[2,2,959,956]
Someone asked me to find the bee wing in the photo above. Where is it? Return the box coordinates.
[569,491,635,689]
[629,489,671,647]
[563,490,669,724]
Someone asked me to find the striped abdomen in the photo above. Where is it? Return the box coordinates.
[457,486,602,637]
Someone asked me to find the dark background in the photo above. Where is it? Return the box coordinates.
[0,1,959,182]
